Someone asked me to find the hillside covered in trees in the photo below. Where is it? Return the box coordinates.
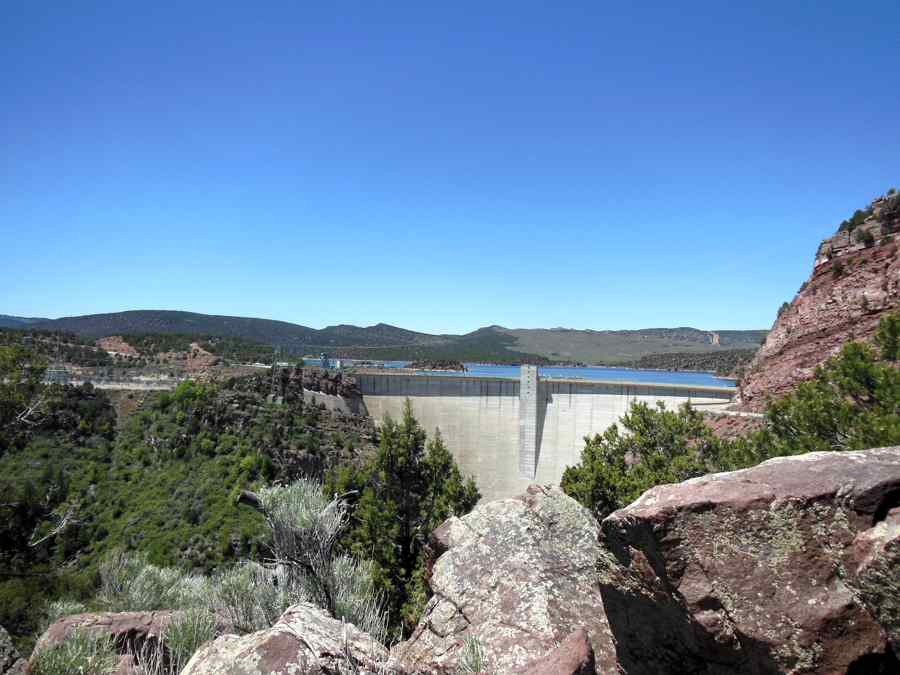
[0,346,478,655]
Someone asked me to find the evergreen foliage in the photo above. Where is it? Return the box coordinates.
[325,400,480,635]
[563,313,900,521]
[561,401,727,520]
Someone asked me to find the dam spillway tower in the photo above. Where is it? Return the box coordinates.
[518,365,539,479]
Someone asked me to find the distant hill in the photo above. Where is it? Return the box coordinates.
[16,309,766,365]
[496,326,767,363]
[30,310,440,351]
[0,314,51,328]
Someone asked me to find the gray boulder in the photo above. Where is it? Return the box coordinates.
[181,602,390,674]
[0,625,25,675]
[393,484,613,673]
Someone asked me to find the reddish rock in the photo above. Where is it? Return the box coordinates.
[31,610,181,657]
[34,610,179,652]
[29,610,189,675]
[702,412,764,440]
[599,447,900,674]
[738,195,900,410]
[522,628,596,675]
[843,506,900,655]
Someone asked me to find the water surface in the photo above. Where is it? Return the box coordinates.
[310,359,735,388]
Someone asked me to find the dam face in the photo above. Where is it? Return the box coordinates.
[355,371,734,501]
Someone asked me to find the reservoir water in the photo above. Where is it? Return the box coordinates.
[308,359,736,389]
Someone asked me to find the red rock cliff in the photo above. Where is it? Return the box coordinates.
[737,192,900,410]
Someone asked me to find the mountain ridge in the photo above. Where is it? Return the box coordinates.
[0,309,766,365]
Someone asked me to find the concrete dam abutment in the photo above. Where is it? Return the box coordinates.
[354,369,734,500]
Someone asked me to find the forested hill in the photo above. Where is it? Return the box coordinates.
[0,315,50,328]
[6,309,765,365]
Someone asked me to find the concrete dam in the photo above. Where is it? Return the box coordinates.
[353,367,734,500]
[74,365,734,501]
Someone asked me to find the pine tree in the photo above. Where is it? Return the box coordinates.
[326,399,480,635]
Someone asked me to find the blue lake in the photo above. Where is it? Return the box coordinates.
[307,359,736,389]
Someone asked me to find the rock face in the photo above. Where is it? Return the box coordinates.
[738,192,900,410]
[31,610,182,659]
[393,485,615,673]
[521,628,596,675]
[0,625,25,675]
[182,602,389,675]
[599,447,900,673]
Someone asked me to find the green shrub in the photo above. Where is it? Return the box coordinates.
[207,562,299,634]
[856,228,876,247]
[325,403,480,636]
[41,599,88,632]
[330,555,388,644]
[561,401,726,520]
[563,317,900,521]
[162,607,217,672]
[458,636,487,673]
[95,550,207,612]
[30,629,118,675]
[250,478,389,643]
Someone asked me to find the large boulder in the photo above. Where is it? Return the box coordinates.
[29,610,184,674]
[393,485,614,673]
[181,602,390,674]
[31,610,181,656]
[599,447,900,673]
[0,625,25,675]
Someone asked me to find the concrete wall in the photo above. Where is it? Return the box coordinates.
[357,372,734,501]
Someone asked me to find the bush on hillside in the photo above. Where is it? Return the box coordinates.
[561,401,728,521]
[30,629,117,675]
[856,228,876,247]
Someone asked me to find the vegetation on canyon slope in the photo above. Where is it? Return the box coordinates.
[622,348,756,376]
[0,351,476,653]
[562,312,900,520]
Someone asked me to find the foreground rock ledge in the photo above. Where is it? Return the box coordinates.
[599,447,900,674]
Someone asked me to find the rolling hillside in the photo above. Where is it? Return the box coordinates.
[498,327,766,363]
[0,314,50,328]
[4,310,766,364]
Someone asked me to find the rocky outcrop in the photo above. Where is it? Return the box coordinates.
[393,485,615,673]
[181,602,390,675]
[0,626,25,675]
[33,610,183,656]
[29,611,183,670]
[738,192,900,409]
[598,447,900,673]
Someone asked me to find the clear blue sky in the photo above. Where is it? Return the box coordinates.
[2,1,897,334]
